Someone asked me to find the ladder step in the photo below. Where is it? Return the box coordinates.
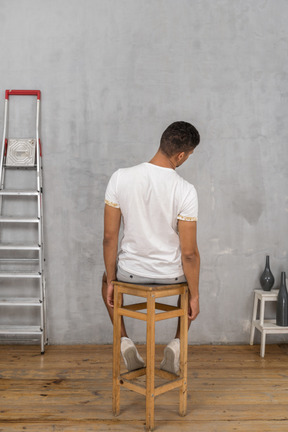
[0,243,40,250]
[0,271,41,278]
[0,189,39,196]
[0,297,41,306]
[0,325,42,335]
[3,165,37,170]
[0,216,39,223]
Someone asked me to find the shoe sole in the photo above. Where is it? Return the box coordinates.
[123,346,144,371]
[161,347,179,374]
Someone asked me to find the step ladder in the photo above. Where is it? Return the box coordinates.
[0,90,47,353]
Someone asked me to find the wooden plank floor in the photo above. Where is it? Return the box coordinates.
[0,344,288,431]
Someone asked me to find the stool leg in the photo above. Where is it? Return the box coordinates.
[113,285,122,416]
[146,293,155,431]
[259,297,265,327]
[260,331,266,358]
[250,293,258,345]
[179,287,188,416]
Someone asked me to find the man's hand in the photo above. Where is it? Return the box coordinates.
[107,282,114,308]
[188,296,199,321]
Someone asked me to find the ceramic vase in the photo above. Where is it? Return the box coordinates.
[260,256,275,291]
[276,272,288,327]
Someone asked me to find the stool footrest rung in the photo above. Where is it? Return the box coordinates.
[121,303,181,313]
[121,302,147,311]
[119,377,146,396]
[118,307,147,321]
[119,302,184,321]
[154,378,183,397]
[120,302,180,312]
[155,309,184,322]
[120,368,182,399]
[154,368,177,380]
[121,368,146,380]
[155,303,179,312]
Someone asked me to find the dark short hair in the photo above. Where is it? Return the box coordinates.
[160,121,200,157]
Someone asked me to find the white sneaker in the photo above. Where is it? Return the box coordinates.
[160,338,180,374]
[121,337,145,371]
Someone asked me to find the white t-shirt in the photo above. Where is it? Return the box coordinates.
[105,162,198,278]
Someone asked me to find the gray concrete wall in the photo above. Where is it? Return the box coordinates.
[0,0,287,344]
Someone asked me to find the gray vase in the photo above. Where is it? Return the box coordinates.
[260,256,275,291]
[276,272,288,327]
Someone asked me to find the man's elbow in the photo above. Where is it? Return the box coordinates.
[103,234,117,247]
[181,249,200,264]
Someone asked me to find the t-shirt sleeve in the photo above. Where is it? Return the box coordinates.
[105,171,120,209]
[177,184,198,222]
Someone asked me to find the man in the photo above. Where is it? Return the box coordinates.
[102,121,200,374]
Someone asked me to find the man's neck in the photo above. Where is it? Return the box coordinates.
[149,149,176,170]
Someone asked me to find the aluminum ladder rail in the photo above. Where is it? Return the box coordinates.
[0,90,46,353]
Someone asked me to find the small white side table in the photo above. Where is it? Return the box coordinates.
[250,289,288,357]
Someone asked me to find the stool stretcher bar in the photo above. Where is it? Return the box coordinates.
[154,378,183,397]
[121,368,147,380]
[121,302,181,312]
[119,303,184,322]
[154,368,176,380]
[119,378,146,396]
[118,308,147,321]
[119,372,183,397]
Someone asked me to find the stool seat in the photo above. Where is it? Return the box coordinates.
[112,281,189,431]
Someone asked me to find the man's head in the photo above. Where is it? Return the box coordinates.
[160,121,200,158]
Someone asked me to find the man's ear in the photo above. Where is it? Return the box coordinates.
[177,151,186,162]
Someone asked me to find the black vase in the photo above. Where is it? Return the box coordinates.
[260,256,275,291]
[276,272,288,327]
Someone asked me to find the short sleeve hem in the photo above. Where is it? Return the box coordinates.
[177,215,198,222]
[105,199,120,209]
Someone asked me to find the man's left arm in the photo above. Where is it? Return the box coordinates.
[103,204,121,307]
[178,220,200,320]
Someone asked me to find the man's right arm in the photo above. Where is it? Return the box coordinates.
[178,220,200,320]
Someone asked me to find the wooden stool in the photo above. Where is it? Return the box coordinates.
[112,281,189,431]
